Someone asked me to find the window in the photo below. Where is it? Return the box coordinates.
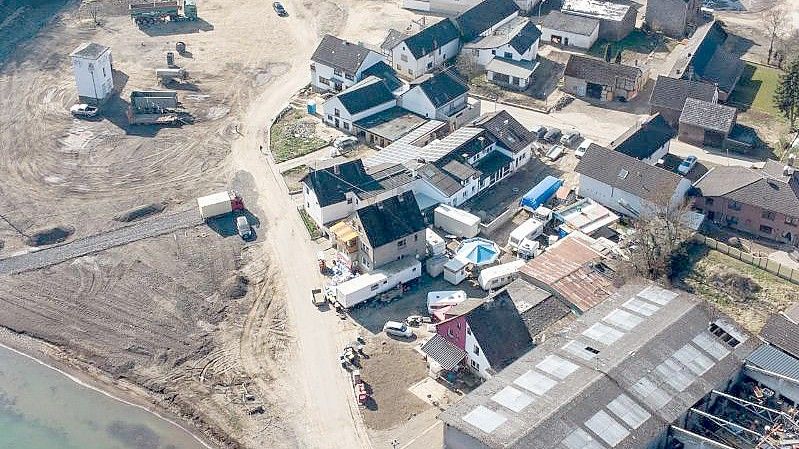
[760,224,773,234]
[400,54,408,62]
[427,61,433,69]
[585,346,600,355]
[471,359,480,370]
[334,108,340,117]
[787,216,798,226]
[728,200,741,211]
[319,77,330,86]
[414,234,418,241]
[345,73,354,81]
[512,76,520,86]
[408,69,414,76]
[474,345,480,355]
[491,50,496,55]
[709,322,740,348]
[347,198,353,204]
[726,215,738,225]
[370,284,379,291]
[334,69,342,77]
[504,51,513,58]
[397,239,406,247]
[310,63,316,71]
[447,328,454,338]
[466,327,471,335]
[762,210,775,220]
[102,67,106,76]
[343,122,350,130]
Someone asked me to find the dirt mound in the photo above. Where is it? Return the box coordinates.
[25,226,74,247]
[113,203,166,222]
[221,274,250,299]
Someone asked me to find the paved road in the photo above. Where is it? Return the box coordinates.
[0,209,202,275]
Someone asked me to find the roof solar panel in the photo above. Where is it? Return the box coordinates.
[536,355,579,380]
[492,386,535,413]
[606,394,651,429]
[585,411,630,446]
[672,343,714,375]
[655,358,696,392]
[582,322,625,346]
[463,406,507,434]
[692,331,731,360]
[514,370,558,396]
[621,297,660,317]
[562,340,598,361]
[631,377,672,409]
[636,285,677,305]
[562,428,607,449]
[602,309,644,331]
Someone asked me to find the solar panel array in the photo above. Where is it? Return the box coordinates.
[364,125,480,167]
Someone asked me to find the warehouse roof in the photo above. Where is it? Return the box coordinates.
[440,282,754,449]
[311,34,378,74]
[746,344,799,381]
[759,304,799,358]
[649,75,718,111]
[456,0,520,41]
[401,18,461,58]
[679,98,736,134]
[564,55,643,86]
[541,10,599,36]
[355,191,425,248]
[610,114,675,160]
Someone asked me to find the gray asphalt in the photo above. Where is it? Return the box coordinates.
[0,209,204,274]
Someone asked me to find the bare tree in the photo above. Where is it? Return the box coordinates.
[764,7,786,65]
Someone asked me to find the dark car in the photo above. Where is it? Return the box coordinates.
[273,2,288,16]
[544,128,562,143]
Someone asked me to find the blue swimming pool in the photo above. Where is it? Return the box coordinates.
[456,238,500,266]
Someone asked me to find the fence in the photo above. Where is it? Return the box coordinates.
[693,234,799,285]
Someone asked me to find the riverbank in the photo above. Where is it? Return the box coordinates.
[0,327,221,449]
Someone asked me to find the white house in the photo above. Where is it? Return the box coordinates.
[301,160,415,228]
[486,58,538,91]
[575,144,692,217]
[456,0,521,42]
[310,34,386,93]
[322,76,397,133]
[386,19,461,80]
[463,18,541,66]
[70,42,114,102]
[399,70,479,130]
[540,10,600,49]
[608,114,676,165]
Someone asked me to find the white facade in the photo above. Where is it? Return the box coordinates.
[390,38,460,80]
[540,25,599,49]
[302,181,413,228]
[576,174,692,217]
[70,43,114,101]
[466,40,537,66]
[333,258,422,308]
[399,85,478,129]
[311,51,385,93]
[322,92,396,133]
[477,12,519,38]
[464,325,493,378]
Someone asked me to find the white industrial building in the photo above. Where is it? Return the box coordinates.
[70,42,114,102]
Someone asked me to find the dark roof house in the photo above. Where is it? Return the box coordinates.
[301,160,413,208]
[401,18,461,58]
[508,21,542,54]
[564,54,643,87]
[465,290,535,372]
[759,303,799,359]
[311,34,377,74]
[355,191,426,248]
[669,21,744,98]
[456,0,520,41]
[414,70,469,108]
[472,110,536,154]
[335,76,396,115]
[360,61,403,92]
[679,98,737,135]
[610,114,675,161]
[504,279,571,337]
[649,75,718,126]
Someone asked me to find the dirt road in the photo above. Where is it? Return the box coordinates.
[225,2,372,448]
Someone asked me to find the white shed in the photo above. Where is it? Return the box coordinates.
[443,257,469,285]
[70,42,114,102]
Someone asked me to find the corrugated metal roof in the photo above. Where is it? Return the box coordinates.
[422,334,467,370]
[746,344,799,380]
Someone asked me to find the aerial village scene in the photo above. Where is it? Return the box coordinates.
[2,0,799,449]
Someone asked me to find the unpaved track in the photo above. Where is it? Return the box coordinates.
[227,0,372,447]
[0,209,201,274]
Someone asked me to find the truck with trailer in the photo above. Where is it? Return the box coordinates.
[332,258,421,308]
[433,205,481,238]
[196,191,244,220]
[129,0,198,26]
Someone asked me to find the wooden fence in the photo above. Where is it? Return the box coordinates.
[694,234,799,285]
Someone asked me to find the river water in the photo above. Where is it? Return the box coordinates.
[0,346,209,449]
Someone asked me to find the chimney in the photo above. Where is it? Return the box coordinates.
[788,153,796,167]
[784,165,794,177]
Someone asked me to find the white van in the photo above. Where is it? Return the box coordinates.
[508,218,544,251]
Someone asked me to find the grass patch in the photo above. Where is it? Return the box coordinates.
[281,164,309,194]
[270,110,328,163]
[676,243,797,333]
[729,63,783,116]
[587,30,671,60]
[298,206,321,239]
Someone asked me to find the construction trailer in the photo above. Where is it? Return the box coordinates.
[520,176,563,212]
[129,0,198,25]
[332,258,421,308]
[434,205,481,238]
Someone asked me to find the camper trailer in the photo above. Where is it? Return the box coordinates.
[508,218,545,251]
[478,260,526,291]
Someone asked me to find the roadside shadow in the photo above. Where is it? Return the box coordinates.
[139,18,214,37]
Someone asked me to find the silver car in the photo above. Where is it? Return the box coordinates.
[383,320,413,338]
[236,215,252,239]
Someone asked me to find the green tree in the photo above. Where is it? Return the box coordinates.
[775,57,799,129]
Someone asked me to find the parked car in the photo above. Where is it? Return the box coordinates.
[70,104,98,118]
[575,139,593,159]
[530,125,547,139]
[273,1,288,16]
[678,155,698,174]
[560,131,581,147]
[236,215,252,239]
[545,145,566,161]
[383,320,413,338]
[333,135,358,149]
[544,128,562,143]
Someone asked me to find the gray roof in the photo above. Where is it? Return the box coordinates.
[422,334,467,370]
[353,106,426,142]
[504,279,570,337]
[311,34,377,74]
[669,21,743,94]
[759,307,799,358]
[576,144,684,205]
[679,98,736,134]
[70,42,110,60]
[456,0,520,41]
[747,344,799,380]
[440,282,755,449]
[402,18,461,59]
[564,55,643,87]
[541,10,599,36]
[355,191,425,248]
[381,29,407,51]
[693,160,799,217]
[335,77,396,115]
[473,110,536,154]
[610,114,675,160]
[649,76,718,111]
[485,58,537,80]
[301,160,414,208]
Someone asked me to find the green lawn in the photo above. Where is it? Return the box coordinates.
[729,63,782,115]
[269,111,328,163]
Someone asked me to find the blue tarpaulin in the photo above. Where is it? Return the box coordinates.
[520,176,563,211]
